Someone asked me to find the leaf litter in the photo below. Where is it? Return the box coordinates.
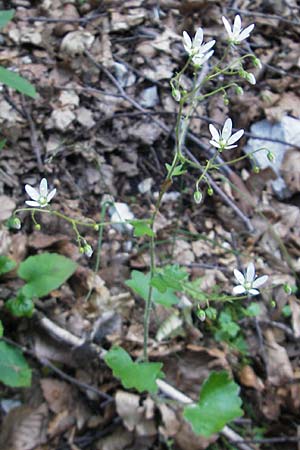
[1,0,300,449]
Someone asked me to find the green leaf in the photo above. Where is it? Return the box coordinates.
[0,255,16,275]
[6,291,34,318]
[126,270,179,307]
[0,320,3,338]
[244,302,261,317]
[165,163,186,177]
[104,346,163,393]
[0,341,32,387]
[0,10,14,29]
[0,67,36,98]
[18,253,77,298]
[151,265,188,293]
[130,221,155,237]
[184,371,243,437]
[0,138,6,151]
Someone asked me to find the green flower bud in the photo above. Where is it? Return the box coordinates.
[93,224,100,231]
[172,88,181,102]
[194,190,203,204]
[235,86,244,95]
[267,151,275,162]
[197,309,206,322]
[10,217,21,230]
[34,224,41,231]
[253,57,262,69]
[253,166,260,174]
[270,300,276,308]
[207,187,213,196]
[283,283,292,295]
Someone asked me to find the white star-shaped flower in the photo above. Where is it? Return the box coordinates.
[233,262,268,296]
[25,178,56,208]
[209,118,244,151]
[183,28,215,66]
[222,15,255,44]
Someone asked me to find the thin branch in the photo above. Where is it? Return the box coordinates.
[227,7,300,26]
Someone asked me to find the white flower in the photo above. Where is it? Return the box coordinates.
[233,262,268,296]
[222,15,255,44]
[183,28,215,66]
[25,178,56,208]
[83,243,93,258]
[209,118,244,151]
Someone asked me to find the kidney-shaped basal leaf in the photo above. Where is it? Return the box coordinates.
[104,346,164,393]
[126,270,179,307]
[183,371,243,437]
[0,341,32,387]
[18,253,77,298]
[0,255,16,276]
[0,9,14,29]
[0,67,36,98]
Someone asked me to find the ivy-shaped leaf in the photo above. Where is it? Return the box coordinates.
[0,255,16,276]
[18,253,77,298]
[0,341,32,387]
[151,264,188,293]
[130,220,155,237]
[126,270,179,307]
[104,346,164,393]
[183,371,243,437]
[6,291,34,318]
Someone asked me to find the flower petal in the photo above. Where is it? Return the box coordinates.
[253,275,268,289]
[233,285,246,295]
[25,185,40,201]
[248,288,260,296]
[39,178,48,197]
[238,24,255,42]
[222,118,232,141]
[200,40,215,54]
[234,269,245,285]
[183,31,192,52]
[222,16,232,37]
[209,140,221,149]
[227,129,244,145]
[233,15,242,37]
[194,27,204,48]
[224,144,238,150]
[209,124,220,141]
[246,262,255,283]
[47,188,56,202]
[25,200,40,207]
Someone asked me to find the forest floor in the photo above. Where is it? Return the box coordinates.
[1,1,300,449]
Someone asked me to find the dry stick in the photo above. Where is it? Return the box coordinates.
[227,7,300,26]
[37,314,254,450]
[21,96,43,171]
[84,51,253,232]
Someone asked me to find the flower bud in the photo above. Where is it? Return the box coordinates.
[83,244,93,258]
[197,309,206,322]
[11,217,21,230]
[207,187,213,196]
[172,88,181,102]
[93,224,100,231]
[253,57,262,69]
[267,151,275,162]
[253,166,260,174]
[283,283,292,295]
[34,224,41,231]
[247,72,256,85]
[194,190,203,204]
[235,86,244,96]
